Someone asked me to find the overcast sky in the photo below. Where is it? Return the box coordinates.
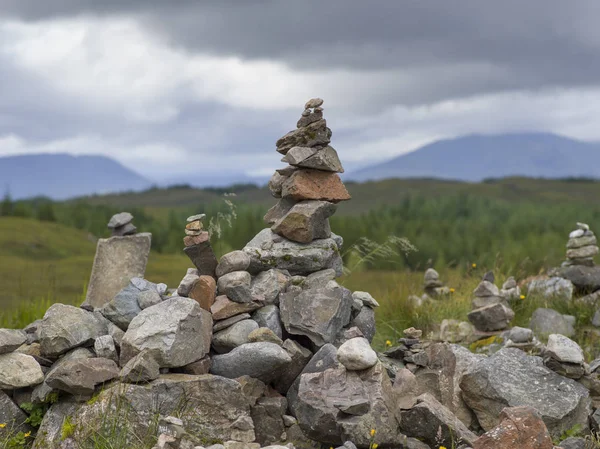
[1,1,600,181]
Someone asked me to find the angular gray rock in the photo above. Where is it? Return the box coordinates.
[247,327,283,345]
[399,393,477,448]
[295,362,402,446]
[460,347,591,437]
[183,240,218,278]
[273,339,313,395]
[211,295,264,321]
[213,313,252,332]
[0,352,44,389]
[0,328,26,354]
[467,303,514,331]
[529,308,576,337]
[243,229,343,276]
[295,146,344,173]
[280,285,352,346]
[93,335,118,362]
[216,251,252,278]
[556,265,600,293]
[504,326,533,343]
[121,297,212,368]
[252,305,284,339]
[567,235,597,249]
[45,357,119,396]
[350,307,376,343]
[282,146,317,165]
[527,277,574,300]
[276,119,331,154]
[546,334,584,364]
[0,389,31,438]
[251,396,288,446]
[100,278,162,330]
[176,268,200,297]
[271,200,336,243]
[217,271,252,304]
[119,350,160,383]
[264,198,296,225]
[352,291,380,309]
[212,320,259,353]
[337,337,378,370]
[250,269,290,305]
[83,232,152,309]
[303,269,336,290]
[107,212,133,229]
[210,342,292,383]
[39,304,109,357]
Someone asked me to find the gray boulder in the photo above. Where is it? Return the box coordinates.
[45,357,119,396]
[350,307,376,343]
[559,437,588,449]
[527,277,574,300]
[121,297,212,368]
[546,334,584,364]
[280,285,352,346]
[271,200,336,243]
[460,347,591,437]
[529,308,576,337]
[212,320,259,353]
[0,390,31,438]
[213,313,252,332]
[210,342,292,383]
[216,251,251,278]
[0,352,44,389]
[273,339,313,395]
[250,269,290,305]
[119,350,160,383]
[556,265,600,293]
[83,233,152,309]
[93,335,118,362]
[38,304,109,357]
[303,269,337,290]
[176,268,200,297]
[0,328,27,354]
[183,240,218,277]
[252,305,284,339]
[336,338,378,371]
[217,271,253,304]
[243,229,343,276]
[100,278,162,330]
[294,146,344,173]
[467,303,514,331]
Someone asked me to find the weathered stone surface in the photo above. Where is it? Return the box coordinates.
[399,393,477,448]
[280,285,352,346]
[303,269,336,290]
[46,357,119,396]
[546,334,584,364]
[295,146,344,173]
[119,350,160,383]
[567,245,599,259]
[210,342,292,384]
[295,362,401,446]
[0,328,27,354]
[177,268,199,297]
[180,356,211,375]
[252,305,283,338]
[250,396,287,446]
[183,241,218,277]
[467,303,514,331]
[121,297,212,368]
[281,170,351,203]
[100,278,162,330]
[211,296,263,321]
[84,233,152,309]
[107,212,133,228]
[251,269,289,306]
[350,307,376,343]
[282,146,318,165]
[529,308,576,337]
[460,348,591,437]
[93,335,118,362]
[213,320,259,353]
[505,326,534,343]
[276,119,331,154]
[0,389,31,438]
[559,437,588,449]
[287,344,339,416]
[243,229,343,276]
[272,200,336,243]
[214,313,252,332]
[0,352,44,389]
[264,198,296,225]
[528,277,574,300]
[273,339,313,395]
[39,304,109,357]
[305,98,324,109]
[183,231,210,247]
[268,171,286,198]
[218,271,252,304]
[297,108,324,128]
[216,251,252,278]
[556,265,600,293]
[353,291,380,309]
[472,406,554,449]
[188,275,217,311]
[247,327,283,345]
[34,375,255,448]
[567,235,598,249]
[337,338,378,371]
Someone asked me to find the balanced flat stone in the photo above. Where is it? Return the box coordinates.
[271,200,336,243]
[83,233,152,309]
[107,212,133,229]
[295,146,344,173]
[184,240,218,277]
[281,170,351,203]
[276,119,331,154]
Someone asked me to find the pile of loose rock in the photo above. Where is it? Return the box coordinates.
[468,272,515,333]
[563,222,599,267]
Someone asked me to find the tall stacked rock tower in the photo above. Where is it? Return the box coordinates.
[563,222,599,267]
[265,98,351,243]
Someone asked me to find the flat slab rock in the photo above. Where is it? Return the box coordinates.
[460,347,591,437]
[83,233,152,309]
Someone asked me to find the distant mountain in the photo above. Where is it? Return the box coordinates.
[348,133,600,182]
[0,154,152,200]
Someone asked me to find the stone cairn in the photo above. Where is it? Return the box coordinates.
[183,213,218,277]
[500,276,521,300]
[467,272,515,333]
[107,211,137,236]
[563,222,599,267]
[423,268,450,298]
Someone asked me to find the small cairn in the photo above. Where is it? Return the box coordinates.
[107,212,137,236]
[384,327,429,373]
[265,97,350,242]
[500,276,521,300]
[468,272,514,333]
[423,268,450,298]
[563,222,599,267]
[183,213,218,278]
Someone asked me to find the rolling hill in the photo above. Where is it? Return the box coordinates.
[348,133,600,182]
[0,154,152,200]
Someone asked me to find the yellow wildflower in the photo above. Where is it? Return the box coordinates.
[440,446,447,449]
[520,295,526,300]
[472,263,477,268]
[385,340,392,346]
[372,444,378,449]
[24,431,31,438]
[370,429,376,437]
[449,288,455,293]
[0,423,6,428]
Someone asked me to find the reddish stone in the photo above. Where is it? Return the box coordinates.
[188,275,216,311]
[183,231,209,247]
[186,221,203,231]
[281,170,351,203]
[210,295,263,321]
[472,406,554,449]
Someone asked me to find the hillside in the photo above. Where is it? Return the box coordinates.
[349,133,600,182]
[0,154,152,200]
